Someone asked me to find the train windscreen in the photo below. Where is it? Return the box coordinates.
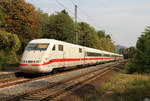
[26,43,49,51]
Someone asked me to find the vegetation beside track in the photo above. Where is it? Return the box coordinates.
[124,27,150,74]
[73,73,150,101]
[92,73,150,101]
[0,30,21,71]
[62,61,150,101]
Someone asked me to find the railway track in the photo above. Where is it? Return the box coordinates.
[0,71,21,81]
[0,60,120,89]
[3,60,126,101]
[0,71,67,89]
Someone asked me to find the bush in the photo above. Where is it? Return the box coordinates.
[0,30,21,52]
[0,30,21,70]
[125,59,137,74]
[0,53,7,70]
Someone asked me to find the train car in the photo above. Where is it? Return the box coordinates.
[20,39,123,73]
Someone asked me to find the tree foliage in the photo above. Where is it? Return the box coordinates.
[0,6,5,27]
[0,30,21,52]
[36,8,49,37]
[36,10,115,52]
[0,30,21,68]
[0,0,41,52]
[126,27,150,73]
[97,30,106,38]
[77,22,115,52]
[43,10,74,43]
[119,47,136,59]
[78,22,98,48]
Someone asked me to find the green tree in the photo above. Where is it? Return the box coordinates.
[97,30,106,38]
[0,30,21,70]
[0,6,5,27]
[134,27,150,73]
[97,30,115,52]
[119,47,136,59]
[126,27,150,73]
[77,22,115,51]
[119,48,126,54]
[127,47,136,58]
[43,10,74,43]
[77,22,100,49]
[36,9,49,37]
[0,0,41,52]
[105,37,115,52]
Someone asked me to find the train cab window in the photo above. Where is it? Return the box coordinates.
[52,45,55,51]
[58,45,63,51]
[26,43,49,51]
[79,48,82,53]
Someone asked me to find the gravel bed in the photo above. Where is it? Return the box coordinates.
[0,62,118,100]
[0,71,20,81]
[0,78,29,87]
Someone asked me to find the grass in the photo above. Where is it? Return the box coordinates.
[101,73,150,101]
[65,72,150,101]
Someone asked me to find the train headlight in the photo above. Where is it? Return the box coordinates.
[21,60,26,63]
[36,60,41,63]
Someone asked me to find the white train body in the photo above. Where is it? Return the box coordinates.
[20,39,123,73]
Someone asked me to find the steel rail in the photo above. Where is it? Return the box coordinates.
[5,60,126,101]
[0,60,121,89]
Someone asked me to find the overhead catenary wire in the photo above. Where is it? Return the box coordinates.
[55,0,102,30]
[55,0,74,16]
[69,0,103,30]
[55,0,83,21]
[55,0,115,45]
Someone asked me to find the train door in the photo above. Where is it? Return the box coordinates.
[47,44,57,68]
[57,44,65,67]
[48,44,64,68]
[83,47,86,65]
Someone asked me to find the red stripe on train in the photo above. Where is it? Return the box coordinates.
[20,57,116,67]
[20,64,28,66]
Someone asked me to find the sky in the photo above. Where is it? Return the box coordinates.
[26,0,150,47]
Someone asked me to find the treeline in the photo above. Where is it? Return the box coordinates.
[118,47,136,59]
[125,27,150,74]
[36,9,115,51]
[0,0,115,69]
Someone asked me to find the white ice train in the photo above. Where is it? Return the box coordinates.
[20,39,123,73]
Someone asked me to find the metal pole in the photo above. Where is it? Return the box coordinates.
[75,5,78,44]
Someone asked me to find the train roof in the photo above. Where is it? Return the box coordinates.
[29,39,123,56]
[29,39,52,43]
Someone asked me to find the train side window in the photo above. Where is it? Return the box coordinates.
[103,54,110,57]
[87,52,102,57]
[79,48,82,53]
[58,45,63,51]
[52,45,55,51]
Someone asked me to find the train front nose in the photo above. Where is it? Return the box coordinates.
[20,63,53,73]
[20,51,45,73]
[19,42,51,73]
[20,63,43,73]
